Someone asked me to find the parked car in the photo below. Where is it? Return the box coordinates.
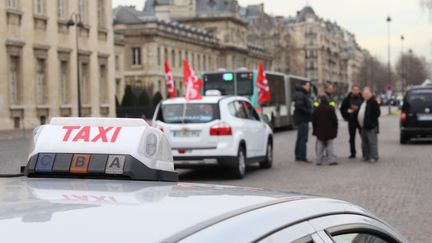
[152,96,273,178]
[400,86,432,144]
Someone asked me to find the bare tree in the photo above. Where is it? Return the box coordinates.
[396,50,430,86]
[247,14,302,75]
[357,55,393,93]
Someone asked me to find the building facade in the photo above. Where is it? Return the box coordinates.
[0,0,115,130]
[286,6,365,94]
[243,4,366,96]
[113,0,272,100]
[242,4,303,75]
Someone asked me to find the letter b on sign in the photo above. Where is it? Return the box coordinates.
[105,155,126,175]
[70,154,90,174]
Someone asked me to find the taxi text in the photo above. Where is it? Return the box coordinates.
[62,126,122,143]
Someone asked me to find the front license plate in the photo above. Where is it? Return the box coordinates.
[417,114,432,121]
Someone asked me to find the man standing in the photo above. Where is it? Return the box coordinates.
[340,85,364,159]
[314,82,336,108]
[313,95,338,166]
[294,81,313,163]
[358,87,381,163]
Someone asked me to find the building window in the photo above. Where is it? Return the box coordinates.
[203,55,206,70]
[81,62,90,104]
[132,47,141,65]
[9,56,19,105]
[35,58,46,105]
[14,117,20,129]
[57,0,67,19]
[78,0,87,24]
[171,49,175,67]
[115,55,120,71]
[197,54,201,70]
[97,0,105,27]
[192,53,195,68]
[164,48,168,62]
[157,47,161,66]
[99,64,108,104]
[34,0,44,15]
[178,50,182,67]
[60,61,69,105]
[7,0,18,9]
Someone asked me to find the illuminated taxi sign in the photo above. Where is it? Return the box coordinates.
[25,117,178,182]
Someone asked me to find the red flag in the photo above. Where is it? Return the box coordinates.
[256,62,271,105]
[164,60,177,98]
[183,60,203,100]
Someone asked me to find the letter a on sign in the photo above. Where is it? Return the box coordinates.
[105,155,125,174]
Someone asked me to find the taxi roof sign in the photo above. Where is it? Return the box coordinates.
[24,117,178,182]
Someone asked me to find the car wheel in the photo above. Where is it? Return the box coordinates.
[400,134,409,144]
[259,142,273,169]
[231,146,246,179]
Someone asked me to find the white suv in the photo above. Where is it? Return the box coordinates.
[152,96,273,178]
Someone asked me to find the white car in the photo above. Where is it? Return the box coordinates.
[152,96,273,178]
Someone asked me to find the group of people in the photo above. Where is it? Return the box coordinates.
[294,81,381,166]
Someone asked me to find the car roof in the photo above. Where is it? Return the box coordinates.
[408,86,432,91]
[0,178,372,243]
[161,96,249,105]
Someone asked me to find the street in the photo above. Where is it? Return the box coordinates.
[0,114,430,242]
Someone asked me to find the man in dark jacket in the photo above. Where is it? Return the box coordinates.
[340,84,364,159]
[313,95,338,166]
[358,87,381,163]
[294,81,313,163]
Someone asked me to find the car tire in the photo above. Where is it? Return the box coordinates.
[231,146,246,179]
[259,142,273,169]
[400,134,409,144]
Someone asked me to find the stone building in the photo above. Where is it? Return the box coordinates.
[0,0,115,130]
[243,4,365,95]
[242,4,303,75]
[113,0,272,100]
[286,5,365,94]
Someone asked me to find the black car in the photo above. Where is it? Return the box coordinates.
[400,86,432,144]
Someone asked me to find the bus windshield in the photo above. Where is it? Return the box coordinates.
[203,72,254,96]
[203,72,235,95]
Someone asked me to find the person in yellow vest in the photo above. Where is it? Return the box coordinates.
[314,82,337,108]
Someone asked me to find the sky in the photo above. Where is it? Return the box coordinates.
[112,0,432,63]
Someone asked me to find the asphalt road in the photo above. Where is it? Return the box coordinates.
[0,114,430,242]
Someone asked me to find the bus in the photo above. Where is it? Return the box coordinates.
[201,70,315,129]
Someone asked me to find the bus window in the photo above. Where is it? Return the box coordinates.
[267,73,286,106]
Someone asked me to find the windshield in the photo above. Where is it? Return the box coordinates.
[203,72,254,96]
[159,103,220,124]
[204,73,235,95]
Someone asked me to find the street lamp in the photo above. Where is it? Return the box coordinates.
[386,15,392,114]
[401,35,405,93]
[67,14,84,117]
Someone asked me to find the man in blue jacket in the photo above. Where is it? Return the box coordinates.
[294,81,313,163]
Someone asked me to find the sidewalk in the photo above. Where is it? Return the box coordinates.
[0,129,32,141]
